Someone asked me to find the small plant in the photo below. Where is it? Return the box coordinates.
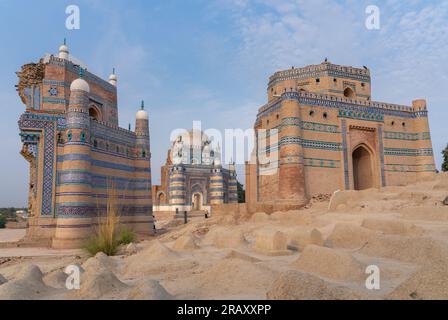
[83,183,121,256]
[118,227,136,245]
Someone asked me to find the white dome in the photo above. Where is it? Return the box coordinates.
[59,45,69,53]
[70,78,90,93]
[214,157,221,166]
[136,109,148,120]
[109,73,117,81]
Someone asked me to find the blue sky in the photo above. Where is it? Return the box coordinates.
[0,0,447,207]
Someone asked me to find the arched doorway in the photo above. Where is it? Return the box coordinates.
[89,107,100,121]
[157,192,166,205]
[192,193,203,211]
[352,145,374,190]
[343,87,355,98]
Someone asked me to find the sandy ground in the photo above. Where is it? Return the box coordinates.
[0,173,447,300]
[0,229,25,243]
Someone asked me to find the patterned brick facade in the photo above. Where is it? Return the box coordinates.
[16,44,154,248]
[245,61,436,207]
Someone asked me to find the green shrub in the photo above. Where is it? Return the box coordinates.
[83,234,119,256]
[0,214,6,228]
[118,227,136,245]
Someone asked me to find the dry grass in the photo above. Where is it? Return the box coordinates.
[84,182,130,256]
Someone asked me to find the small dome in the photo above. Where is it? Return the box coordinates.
[214,157,221,167]
[109,73,117,81]
[59,45,69,53]
[136,100,148,120]
[136,109,148,120]
[70,78,90,93]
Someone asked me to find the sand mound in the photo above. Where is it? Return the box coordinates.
[288,228,323,251]
[267,270,372,300]
[138,240,180,260]
[213,228,247,248]
[219,215,238,225]
[173,235,198,251]
[327,223,375,249]
[225,250,261,263]
[128,279,174,300]
[398,206,448,221]
[387,259,448,299]
[359,236,448,264]
[43,269,68,289]
[293,245,365,281]
[361,218,423,236]
[328,189,372,211]
[0,274,6,285]
[269,211,313,225]
[82,252,118,272]
[191,258,278,298]
[250,212,270,223]
[0,265,59,300]
[122,240,196,277]
[254,228,290,255]
[73,268,128,299]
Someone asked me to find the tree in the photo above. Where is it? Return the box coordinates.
[0,214,6,229]
[237,181,245,203]
[442,144,448,172]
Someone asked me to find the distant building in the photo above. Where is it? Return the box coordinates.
[245,61,436,210]
[152,129,238,214]
[16,42,154,248]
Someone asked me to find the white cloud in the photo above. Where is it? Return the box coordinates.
[215,0,448,169]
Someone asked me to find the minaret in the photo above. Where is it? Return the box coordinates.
[132,100,153,231]
[53,68,93,248]
[58,38,69,60]
[108,68,117,86]
[135,100,150,158]
[169,165,186,211]
[209,143,225,205]
[228,162,238,203]
[412,99,436,178]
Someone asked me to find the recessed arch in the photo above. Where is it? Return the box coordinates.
[352,144,374,190]
[192,192,203,211]
[89,105,101,121]
[343,87,355,98]
[157,191,167,205]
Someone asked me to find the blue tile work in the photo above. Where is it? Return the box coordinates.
[57,154,151,173]
[377,125,386,187]
[301,121,340,133]
[257,92,417,120]
[304,158,340,168]
[341,119,350,189]
[384,131,431,141]
[384,148,433,156]
[384,163,436,172]
[55,204,152,217]
[265,138,342,152]
[338,109,384,122]
[18,113,57,216]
